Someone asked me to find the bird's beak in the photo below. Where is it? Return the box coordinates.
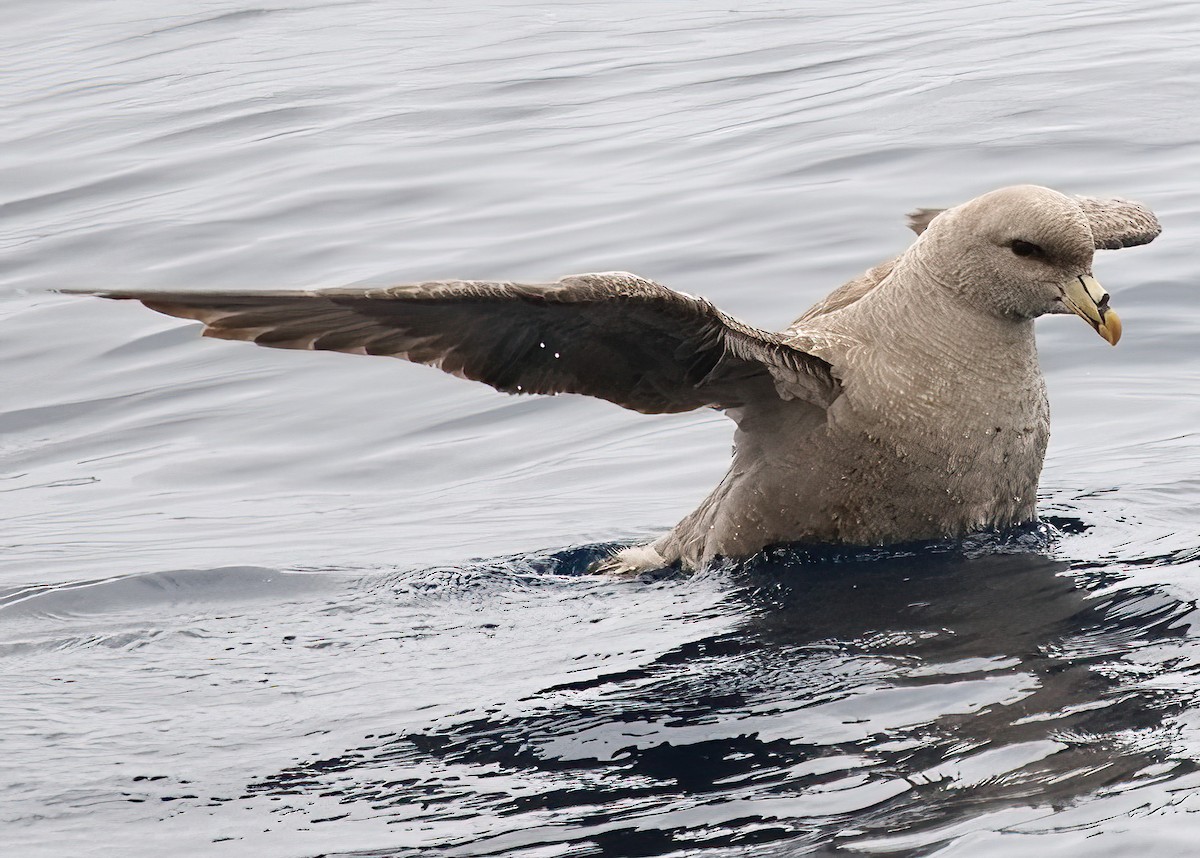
[1062,273,1121,346]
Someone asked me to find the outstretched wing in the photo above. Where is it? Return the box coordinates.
[69,272,839,414]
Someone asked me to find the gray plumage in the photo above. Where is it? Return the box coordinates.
[67,185,1161,571]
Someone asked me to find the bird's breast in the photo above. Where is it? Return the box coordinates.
[812,359,1049,541]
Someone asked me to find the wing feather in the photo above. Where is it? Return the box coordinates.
[1074,196,1162,249]
[904,198,1162,250]
[72,273,839,415]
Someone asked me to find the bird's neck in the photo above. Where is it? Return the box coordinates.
[863,251,1039,377]
[817,256,1044,441]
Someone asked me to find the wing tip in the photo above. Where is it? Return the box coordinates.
[1075,195,1163,250]
[905,208,945,236]
[56,288,137,300]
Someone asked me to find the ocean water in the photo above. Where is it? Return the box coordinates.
[4,1,1200,855]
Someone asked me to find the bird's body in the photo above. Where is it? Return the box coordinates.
[68,185,1161,572]
[646,247,1051,570]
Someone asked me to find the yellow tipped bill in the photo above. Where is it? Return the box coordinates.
[1063,273,1121,345]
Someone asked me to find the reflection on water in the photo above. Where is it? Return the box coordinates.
[5,0,1200,855]
[205,532,1190,856]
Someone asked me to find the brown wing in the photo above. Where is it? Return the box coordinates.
[906,198,1162,249]
[1074,196,1162,249]
[790,208,929,328]
[906,207,944,236]
[790,259,896,328]
[792,195,1163,329]
[69,272,839,414]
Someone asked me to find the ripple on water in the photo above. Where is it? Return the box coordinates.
[6,0,1200,855]
[117,536,1173,856]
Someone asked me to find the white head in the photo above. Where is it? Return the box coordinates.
[916,185,1120,344]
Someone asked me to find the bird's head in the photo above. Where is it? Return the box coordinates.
[913,184,1151,345]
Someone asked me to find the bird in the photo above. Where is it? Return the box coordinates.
[67,185,1161,572]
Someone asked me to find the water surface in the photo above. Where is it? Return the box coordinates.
[4,1,1200,855]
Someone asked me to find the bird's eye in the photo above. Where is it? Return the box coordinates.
[1010,239,1045,258]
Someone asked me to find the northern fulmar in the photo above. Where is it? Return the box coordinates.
[70,185,1161,572]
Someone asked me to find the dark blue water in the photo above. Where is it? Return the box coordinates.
[4,1,1200,855]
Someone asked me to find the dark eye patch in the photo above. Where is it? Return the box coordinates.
[1010,239,1045,258]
